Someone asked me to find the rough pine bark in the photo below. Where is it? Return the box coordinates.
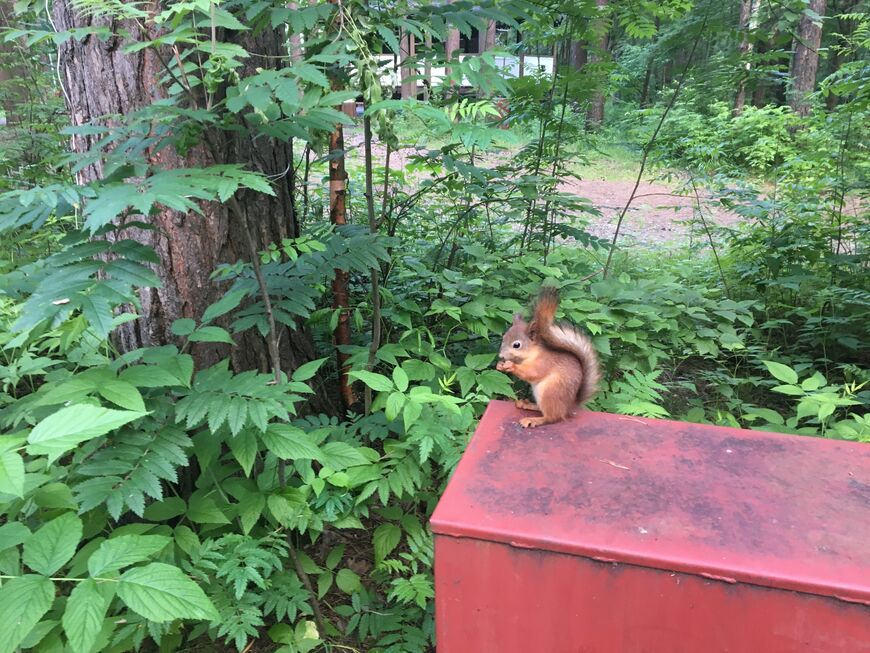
[53,2,319,378]
[789,0,827,116]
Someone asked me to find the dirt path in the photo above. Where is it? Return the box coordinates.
[563,176,741,248]
[344,131,740,247]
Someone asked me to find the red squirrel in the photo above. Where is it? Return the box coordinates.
[496,287,601,428]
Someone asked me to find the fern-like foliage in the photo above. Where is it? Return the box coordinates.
[74,425,192,519]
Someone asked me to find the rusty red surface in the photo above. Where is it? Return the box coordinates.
[431,401,870,604]
[435,536,870,652]
[432,400,870,652]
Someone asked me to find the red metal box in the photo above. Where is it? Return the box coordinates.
[431,400,870,652]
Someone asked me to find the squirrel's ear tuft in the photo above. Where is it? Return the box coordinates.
[512,312,523,324]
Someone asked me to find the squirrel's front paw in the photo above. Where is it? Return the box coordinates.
[519,417,547,428]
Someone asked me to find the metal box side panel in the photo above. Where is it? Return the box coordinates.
[435,535,870,653]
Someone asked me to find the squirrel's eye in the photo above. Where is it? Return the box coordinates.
[512,341,522,349]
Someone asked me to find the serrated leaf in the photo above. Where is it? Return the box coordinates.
[120,365,184,388]
[23,512,82,575]
[0,450,25,497]
[171,318,196,336]
[88,534,171,576]
[188,326,235,344]
[0,575,55,653]
[320,441,369,469]
[98,379,146,412]
[763,360,799,385]
[336,568,361,593]
[79,292,114,338]
[63,578,112,653]
[347,370,393,392]
[464,352,495,370]
[385,392,405,422]
[292,358,327,382]
[403,400,423,431]
[0,522,31,552]
[260,424,321,460]
[143,497,186,521]
[201,289,247,323]
[118,562,219,622]
[27,404,146,464]
[292,62,330,87]
[187,493,231,524]
[227,396,248,436]
[373,523,401,562]
[228,428,259,476]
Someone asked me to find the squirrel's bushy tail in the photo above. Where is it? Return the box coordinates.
[533,287,601,405]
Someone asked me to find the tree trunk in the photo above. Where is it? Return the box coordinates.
[585,0,609,129]
[445,0,460,86]
[400,30,416,99]
[423,32,432,101]
[479,20,496,54]
[53,2,319,379]
[789,0,827,116]
[750,39,768,107]
[570,41,587,71]
[734,0,759,114]
[0,1,30,124]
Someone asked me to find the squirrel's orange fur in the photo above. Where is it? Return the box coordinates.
[496,287,601,428]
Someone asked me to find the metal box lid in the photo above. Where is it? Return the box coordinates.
[431,401,870,604]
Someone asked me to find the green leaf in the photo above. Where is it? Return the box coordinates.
[27,405,146,464]
[373,523,401,562]
[202,289,247,323]
[79,293,114,339]
[319,441,369,469]
[385,392,406,422]
[403,400,423,431]
[88,534,171,576]
[763,360,799,385]
[0,450,25,498]
[63,578,113,653]
[392,367,409,392]
[23,512,83,575]
[0,522,31,552]
[97,379,147,412]
[143,497,186,521]
[171,318,196,336]
[292,358,327,382]
[464,352,495,370]
[228,428,259,476]
[187,493,231,525]
[188,326,235,345]
[118,562,220,622]
[336,568,361,594]
[260,424,322,460]
[292,62,330,87]
[0,575,55,653]
[772,384,805,396]
[348,370,393,392]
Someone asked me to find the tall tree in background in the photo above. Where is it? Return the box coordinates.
[585,0,610,128]
[52,2,318,374]
[789,0,827,116]
[734,0,759,114]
